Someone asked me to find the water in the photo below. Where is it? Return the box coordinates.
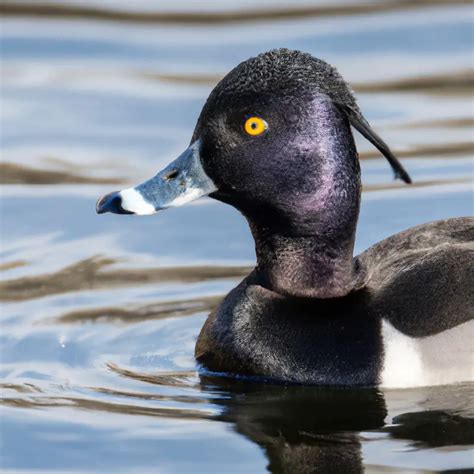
[1,1,473,472]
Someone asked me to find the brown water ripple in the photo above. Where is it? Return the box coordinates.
[0,256,251,302]
[363,177,473,192]
[399,117,474,129]
[0,0,470,25]
[91,386,207,405]
[359,142,474,160]
[106,362,199,389]
[354,69,474,95]
[140,69,474,96]
[0,382,43,394]
[0,260,28,272]
[0,394,211,420]
[0,163,123,185]
[54,295,222,325]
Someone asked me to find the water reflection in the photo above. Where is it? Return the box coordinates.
[3,374,472,473]
[386,410,474,449]
[206,378,386,474]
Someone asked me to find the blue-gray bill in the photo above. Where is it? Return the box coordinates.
[96,140,217,215]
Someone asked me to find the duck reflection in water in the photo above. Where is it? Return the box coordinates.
[198,377,474,474]
[201,377,385,474]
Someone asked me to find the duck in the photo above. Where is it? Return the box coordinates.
[96,49,473,388]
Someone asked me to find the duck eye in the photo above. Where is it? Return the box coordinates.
[244,117,268,136]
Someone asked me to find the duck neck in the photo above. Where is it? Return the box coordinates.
[249,115,365,298]
[251,223,365,299]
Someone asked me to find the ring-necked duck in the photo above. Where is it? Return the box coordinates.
[97,49,473,388]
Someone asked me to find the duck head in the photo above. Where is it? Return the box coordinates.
[97,49,410,298]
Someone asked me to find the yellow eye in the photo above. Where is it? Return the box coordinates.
[244,116,268,136]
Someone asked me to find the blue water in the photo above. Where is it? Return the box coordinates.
[1,1,473,472]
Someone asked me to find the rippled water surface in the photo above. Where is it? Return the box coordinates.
[1,1,473,472]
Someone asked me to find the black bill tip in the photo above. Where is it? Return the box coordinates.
[96,191,133,215]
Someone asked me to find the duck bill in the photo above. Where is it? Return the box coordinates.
[96,140,216,215]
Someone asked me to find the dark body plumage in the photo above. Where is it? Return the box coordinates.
[97,49,474,387]
[196,218,474,385]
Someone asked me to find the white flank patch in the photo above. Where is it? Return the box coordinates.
[381,320,474,388]
[381,321,424,388]
[167,187,206,208]
[119,188,156,215]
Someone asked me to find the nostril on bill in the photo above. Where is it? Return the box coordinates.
[163,170,179,181]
